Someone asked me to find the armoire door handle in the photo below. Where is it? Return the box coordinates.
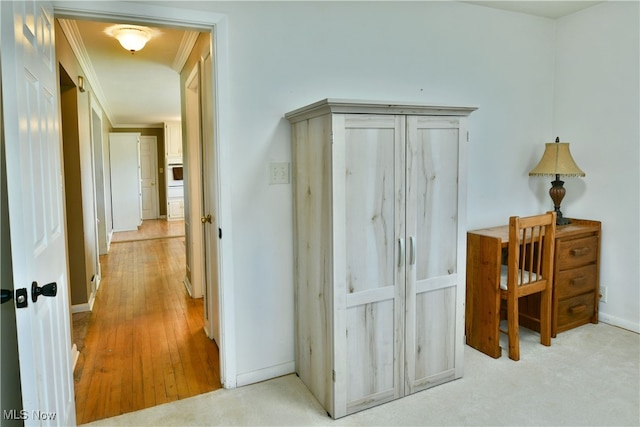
[398,238,405,267]
[410,236,416,265]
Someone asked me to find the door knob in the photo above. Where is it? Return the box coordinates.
[201,214,212,224]
[31,281,57,303]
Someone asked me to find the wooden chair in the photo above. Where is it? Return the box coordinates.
[500,212,556,361]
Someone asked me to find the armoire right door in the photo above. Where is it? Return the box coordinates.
[404,116,466,395]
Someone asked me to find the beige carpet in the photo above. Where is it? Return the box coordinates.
[82,322,639,426]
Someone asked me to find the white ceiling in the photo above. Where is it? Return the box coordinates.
[466,1,602,19]
[60,2,600,128]
[60,18,199,128]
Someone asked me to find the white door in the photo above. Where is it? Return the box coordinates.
[184,64,204,298]
[91,99,109,255]
[139,136,159,220]
[1,1,76,425]
[109,133,142,231]
[201,52,221,344]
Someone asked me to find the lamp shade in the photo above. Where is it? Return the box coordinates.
[529,140,585,177]
[113,26,151,53]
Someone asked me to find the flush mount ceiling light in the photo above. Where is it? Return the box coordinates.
[106,24,153,53]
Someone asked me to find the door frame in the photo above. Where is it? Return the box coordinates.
[53,1,237,388]
[184,63,204,299]
[90,95,110,255]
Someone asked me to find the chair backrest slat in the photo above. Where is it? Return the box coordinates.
[508,212,556,288]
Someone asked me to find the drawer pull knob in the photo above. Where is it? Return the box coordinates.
[570,247,591,257]
[569,304,587,314]
[571,276,587,286]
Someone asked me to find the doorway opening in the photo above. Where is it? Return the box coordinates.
[53,3,231,422]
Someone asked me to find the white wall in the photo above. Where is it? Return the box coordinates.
[553,2,640,332]
[187,1,558,383]
[146,0,638,385]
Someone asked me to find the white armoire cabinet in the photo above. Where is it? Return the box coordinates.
[286,99,476,418]
[109,132,142,232]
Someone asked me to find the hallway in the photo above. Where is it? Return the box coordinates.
[73,221,222,424]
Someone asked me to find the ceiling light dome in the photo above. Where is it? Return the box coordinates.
[110,25,152,53]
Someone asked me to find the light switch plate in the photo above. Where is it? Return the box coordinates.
[269,162,290,185]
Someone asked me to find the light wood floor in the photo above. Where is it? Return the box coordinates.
[110,219,185,243]
[73,221,221,424]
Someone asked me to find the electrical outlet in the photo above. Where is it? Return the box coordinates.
[269,162,290,185]
[599,286,608,303]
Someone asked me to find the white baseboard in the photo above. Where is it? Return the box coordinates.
[236,361,295,388]
[71,344,80,370]
[72,303,91,313]
[599,311,640,333]
[183,276,194,297]
[72,291,95,314]
[107,230,113,253]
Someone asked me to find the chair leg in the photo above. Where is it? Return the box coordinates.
[507,294,520,361]
[540,287,552,346]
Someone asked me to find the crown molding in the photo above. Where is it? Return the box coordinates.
[172,30,199,73]
[58,19,115,125]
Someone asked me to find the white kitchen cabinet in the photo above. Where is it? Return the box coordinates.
[167,198,184,220]
[109,132,142,232]
[286,99,476,418]
[167,186,184,220]
[165,121,183,163]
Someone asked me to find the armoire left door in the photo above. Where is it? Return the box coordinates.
[334,114,407,416]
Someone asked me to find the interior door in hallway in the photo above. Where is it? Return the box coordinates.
[200,52,221,344]
[1,1,76,424]
[140,136,159,220]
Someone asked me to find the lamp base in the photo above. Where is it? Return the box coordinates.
[554,208,571,226]
[549,177,571,226]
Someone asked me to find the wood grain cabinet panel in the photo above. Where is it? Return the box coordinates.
[286,100,476,418]
[552,220,601,335]
[466,218,601,358]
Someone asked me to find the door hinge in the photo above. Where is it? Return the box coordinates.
[332,370,336,382]
[218,227,222,239]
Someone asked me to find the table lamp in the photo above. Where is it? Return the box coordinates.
[529,137,585,225]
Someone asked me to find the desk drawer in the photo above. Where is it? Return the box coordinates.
[555,264,597,299]
[557,236,598,270]
[557,293,595,329]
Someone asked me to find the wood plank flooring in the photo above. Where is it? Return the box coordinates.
[73,222,221,424]
[110,219,185,243]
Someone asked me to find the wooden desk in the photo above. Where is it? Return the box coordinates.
[465,218,601,358]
